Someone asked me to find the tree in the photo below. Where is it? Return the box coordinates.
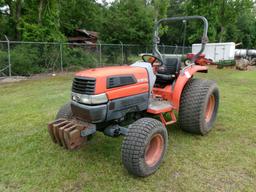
[20,0,65,42]
[165,0,256,48]
[100,0,155,45]
[59,0,102,36]
[0,0,22,40]
[0,0,256,49]
[148,0,170,21]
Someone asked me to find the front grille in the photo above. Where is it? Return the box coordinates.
[72,77,96,95]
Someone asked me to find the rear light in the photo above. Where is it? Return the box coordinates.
[72,92,108,105]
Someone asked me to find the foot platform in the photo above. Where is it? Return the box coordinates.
[147,99,173,114]
[147,99,177,126]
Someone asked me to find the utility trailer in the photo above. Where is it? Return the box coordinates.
[192,42,236,62]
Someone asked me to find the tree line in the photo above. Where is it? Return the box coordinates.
[0,0,256,48]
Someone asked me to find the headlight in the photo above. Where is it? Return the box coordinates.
[72,92,108,105]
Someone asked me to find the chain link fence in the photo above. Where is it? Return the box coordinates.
[0,40,191,77]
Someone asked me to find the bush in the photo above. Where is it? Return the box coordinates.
[10,45,42,76]
[63,46,98,70]
[0,44,100,76]
[0,50,8,72]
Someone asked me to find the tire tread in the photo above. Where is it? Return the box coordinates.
[122,118,167,176]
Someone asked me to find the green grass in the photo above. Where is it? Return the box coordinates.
[0,67,256,192]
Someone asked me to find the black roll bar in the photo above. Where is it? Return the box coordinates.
[152,16,209,62]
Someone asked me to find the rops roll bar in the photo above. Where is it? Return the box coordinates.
[153,16,209,62]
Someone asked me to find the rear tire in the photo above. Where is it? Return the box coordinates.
[121,118,168,177]
[55,102,73,120]
[179,79,219,135]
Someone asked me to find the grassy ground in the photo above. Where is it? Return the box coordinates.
[0,67,256,192]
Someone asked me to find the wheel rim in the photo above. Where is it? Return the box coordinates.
[185,60,192,66]
[145,134,164,167]
[205,94,215,122]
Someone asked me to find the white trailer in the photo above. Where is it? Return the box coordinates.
[192,42,236,62]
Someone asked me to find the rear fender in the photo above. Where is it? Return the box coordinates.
[172,65,208,110]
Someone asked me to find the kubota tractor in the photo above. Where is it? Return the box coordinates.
[48,16,219,177]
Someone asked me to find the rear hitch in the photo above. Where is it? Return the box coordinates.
[48,118,96,150]
[103,125,128,137]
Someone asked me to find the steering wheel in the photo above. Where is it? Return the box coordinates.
[142,54,163,66]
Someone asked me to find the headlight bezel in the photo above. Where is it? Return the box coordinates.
[71,92,108,105]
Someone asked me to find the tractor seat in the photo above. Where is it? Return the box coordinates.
[155,57,181,86]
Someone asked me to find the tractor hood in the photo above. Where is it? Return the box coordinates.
[73,66,149,100]
[75,66,145,78]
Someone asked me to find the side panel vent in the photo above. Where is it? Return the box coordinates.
[107,75,137,89]
[72,77,96,95]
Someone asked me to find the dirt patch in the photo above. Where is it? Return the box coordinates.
[0,181,22,192]
[30,72,73,80]
[247,65,256,71]
[0,76,27,83]
[0,72,74,84]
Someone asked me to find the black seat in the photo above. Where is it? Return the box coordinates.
[155,57,181,86]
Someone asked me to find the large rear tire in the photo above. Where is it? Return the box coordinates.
[179,79,219,135]
[121,118,168,177]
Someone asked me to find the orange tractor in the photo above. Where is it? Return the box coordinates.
[48,16,219,177]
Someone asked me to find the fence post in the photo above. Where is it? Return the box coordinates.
[182,20,187,55]
[98,41,102,66]
[120,41,124,65]
[4,35,11,77]
[60,42,63,72]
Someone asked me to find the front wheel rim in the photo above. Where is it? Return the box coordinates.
[205,94,215,122]
[145,134,164,167]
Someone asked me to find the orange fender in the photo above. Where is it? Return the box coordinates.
[172,65,208,110]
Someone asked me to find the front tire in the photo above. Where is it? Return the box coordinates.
[121,118,168,177]
[179,79,219,135]
[55,102,73,120]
